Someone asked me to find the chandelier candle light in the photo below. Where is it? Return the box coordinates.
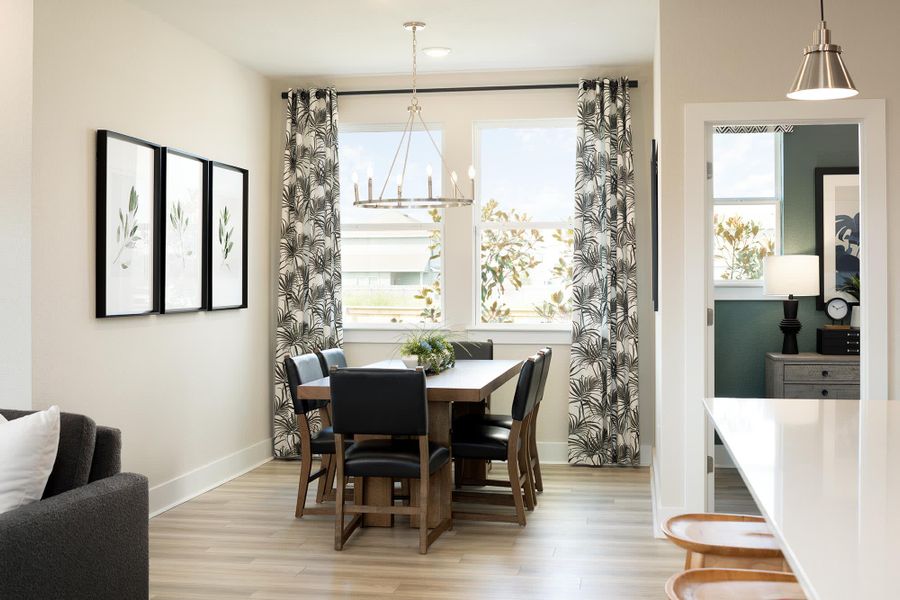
[352,22,474,209]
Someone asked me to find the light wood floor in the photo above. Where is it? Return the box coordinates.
[150,461,683,599]
[714,468,761,515]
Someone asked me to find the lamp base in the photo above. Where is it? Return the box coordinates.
[779,297,801,354]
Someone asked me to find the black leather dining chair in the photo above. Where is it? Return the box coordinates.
[451,352,543,525]
[316,347,347,374]
[450,339,493,360]
[449,340,493,486]
[453,347,551,499]
[330,367,452,554]
[284,353,346,518]
[527,348,552,494]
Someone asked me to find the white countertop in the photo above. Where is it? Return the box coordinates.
[705,397,899,600]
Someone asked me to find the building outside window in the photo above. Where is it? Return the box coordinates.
[338,127,443,324]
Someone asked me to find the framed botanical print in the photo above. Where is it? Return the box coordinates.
[815,166,860,310]
[96,130,161,317]
[161,148,208,313]
[208,162,248,310]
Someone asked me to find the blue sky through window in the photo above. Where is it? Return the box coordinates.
[478,123,576,222]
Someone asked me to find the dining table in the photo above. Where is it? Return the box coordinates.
[297,358,523,527]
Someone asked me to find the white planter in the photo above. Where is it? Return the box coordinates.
[400,355,419,369]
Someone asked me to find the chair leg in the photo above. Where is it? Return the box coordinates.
[454,460,463,489]
[529,407,543,493]
[315,455,330,504]
[519,439,536,511]
[506,453,527,526]
[418,474,429,554]
[295,450,313,518]
[323,453,337,501]
[334,478,345,551]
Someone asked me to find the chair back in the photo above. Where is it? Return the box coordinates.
[450,339,493,360]
[316,348,347,374]
[534,347,552,405]
[510,353,543,422]
[284,354,328,414]
[330,368,428,436]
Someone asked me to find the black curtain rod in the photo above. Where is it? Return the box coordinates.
[280,80,638,100]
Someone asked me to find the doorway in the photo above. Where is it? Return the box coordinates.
[682,99,888,512]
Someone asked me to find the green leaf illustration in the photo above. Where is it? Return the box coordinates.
[113,186,140,266]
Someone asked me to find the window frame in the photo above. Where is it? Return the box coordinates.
[338,122,446,327]
[472,118,576,329]
[712,131,784,300]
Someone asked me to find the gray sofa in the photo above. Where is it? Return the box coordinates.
[0,409,149,599]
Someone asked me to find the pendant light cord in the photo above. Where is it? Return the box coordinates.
[820,0,825,21]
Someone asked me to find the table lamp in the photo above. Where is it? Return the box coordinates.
[763,255,820,354]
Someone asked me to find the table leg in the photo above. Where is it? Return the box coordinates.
[452,400,488,486]
[357,434,393,528]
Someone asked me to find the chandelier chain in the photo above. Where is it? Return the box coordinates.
[411,25,419,106]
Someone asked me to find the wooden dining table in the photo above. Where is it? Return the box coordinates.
[297,358,523,527]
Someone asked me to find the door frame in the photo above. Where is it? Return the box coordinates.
[683,99,888,511]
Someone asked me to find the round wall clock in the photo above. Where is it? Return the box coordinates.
[826,297,850,323]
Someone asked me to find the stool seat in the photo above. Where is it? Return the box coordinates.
[666,568,805,600]
[663,513,782,557]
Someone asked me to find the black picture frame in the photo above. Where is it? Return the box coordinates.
[207,161,249,310]
[96,130,162,318]
[650,139,659,312]
[815,166,860,310]
[160,148,210,314]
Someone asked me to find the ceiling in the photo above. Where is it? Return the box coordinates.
[127,0,657,77]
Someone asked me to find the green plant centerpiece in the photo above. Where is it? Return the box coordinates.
[399,331,455,374]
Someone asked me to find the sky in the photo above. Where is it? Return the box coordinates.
[339,122,576,225]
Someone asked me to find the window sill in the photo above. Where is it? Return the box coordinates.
[715,284,783,301]
[343,323,572,345]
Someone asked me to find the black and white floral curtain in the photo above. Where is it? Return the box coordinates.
[273,88,343,458]
[568,78,640,466]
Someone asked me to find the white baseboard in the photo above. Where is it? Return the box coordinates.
[536,442,652,466]
[535,441,567,464]
[650,446,688,539]
[149,438,273,517]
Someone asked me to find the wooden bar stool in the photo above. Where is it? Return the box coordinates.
[663,513,789,572]
[666,569,805,600]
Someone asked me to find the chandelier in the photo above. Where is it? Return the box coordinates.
[351,22,474,209]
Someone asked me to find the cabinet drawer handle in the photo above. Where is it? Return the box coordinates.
[821,389,829,397]
[822,370,830,377]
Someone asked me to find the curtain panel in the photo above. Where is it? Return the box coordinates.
[567,78,640,466]
[273,88,343,458]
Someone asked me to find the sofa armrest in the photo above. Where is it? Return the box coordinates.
[0,472,149,600]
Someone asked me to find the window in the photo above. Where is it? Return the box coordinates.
[712,132,782,285]
[338,127,443,324]
[475,121,576,325]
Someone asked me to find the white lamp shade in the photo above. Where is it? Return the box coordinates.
[763,255,820,297]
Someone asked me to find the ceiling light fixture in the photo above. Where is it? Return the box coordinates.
[422,47,452,58]
[787,0,858,100]
[352,22,473,209]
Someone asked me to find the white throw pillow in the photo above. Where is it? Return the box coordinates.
[0,406,60,514]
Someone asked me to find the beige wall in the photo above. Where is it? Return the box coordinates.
[0,0,33,410]
[655,0,900,513]
[31,0,272,509]
[271,66,656,460]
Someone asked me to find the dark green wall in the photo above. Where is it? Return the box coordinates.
[714,125,859,398]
